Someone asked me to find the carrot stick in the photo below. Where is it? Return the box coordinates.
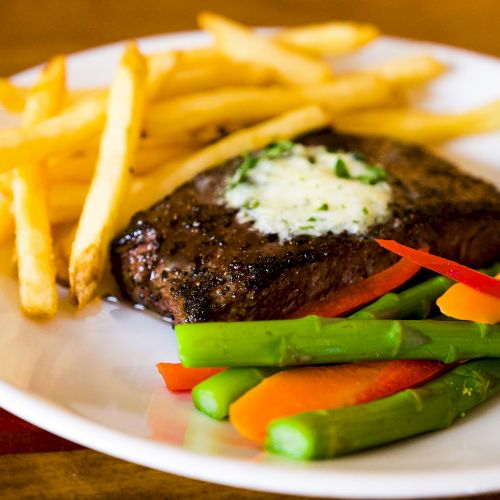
[157,363,225,392]
[290,255,422,318]
[229,360,446,443]
[437,273,500,325]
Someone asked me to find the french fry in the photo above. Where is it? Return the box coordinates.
[0,92,107,173]
[198,12,332,85]
[145,50,178,101]
[53,223,77,286]
[333,100,500,143]
[145,75,394,136]
[48,181,89,224]
[275,21,379,56]
[70,43,147,306]
[12,56,66,318]
[363,55,446,87]
[0,78,27,113]
[0,193,14,244]
[0,172,13,197]
[122,105,330,226]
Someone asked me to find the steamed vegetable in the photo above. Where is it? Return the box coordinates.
[229,360,446,442]
[266,359,500,459]
[290,255,422,318]
[192,367,278,419]
[376,240,500,299]
[437,273,500,325]
[156,363,224,391]
[176,317,500,367]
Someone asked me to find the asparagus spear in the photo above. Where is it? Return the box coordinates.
[192,367,278,420]
[266,358,500,459]
[351,262,500,320]
[176,317,500,367]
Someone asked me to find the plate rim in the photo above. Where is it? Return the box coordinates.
[2,31,500,499]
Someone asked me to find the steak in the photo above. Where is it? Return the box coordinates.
[111,130,500,323]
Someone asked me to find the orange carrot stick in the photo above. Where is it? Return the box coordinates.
[157,363,225,392]
[229,360,446,443]
[437,273,500,325]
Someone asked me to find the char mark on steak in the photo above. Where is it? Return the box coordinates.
[111,130,500,323]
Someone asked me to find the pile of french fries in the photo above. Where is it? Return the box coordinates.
[0,12,499,318]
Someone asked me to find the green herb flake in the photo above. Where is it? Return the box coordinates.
[334,158,350,179]
[263,140,295,159]
[242,199,260,209]
[299,225,315,230]
[307,217,317,222]
[357,165,387,185]
[228,153,259,188]
[362,207,369,215]
[317,203,329,211]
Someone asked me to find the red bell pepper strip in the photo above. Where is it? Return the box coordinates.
[289,255,422,318]
[376,239,500,299]
[157,363,225,392]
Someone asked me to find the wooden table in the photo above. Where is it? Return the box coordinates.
[1,1,500,498]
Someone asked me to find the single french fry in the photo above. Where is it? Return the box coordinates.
[52,223,77,286]
[0,193,14,244]
[48,181,89,224]
[145,74,393,136]
[12,56,66,318]
[0,78,27,113]
[145,50,178,101]
[198,12,332,85]
[275,21,379,56]
[0,172,13,197]
[0,91,107,173]
[363,55,446,87]
[45,150,97,183]
[333,100,500,143]
[70,43,147,306]
[122,105,330,226]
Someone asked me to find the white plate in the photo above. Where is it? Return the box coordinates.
[1,32,500,499]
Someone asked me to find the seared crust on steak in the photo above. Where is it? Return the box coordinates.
[111,130,500,323]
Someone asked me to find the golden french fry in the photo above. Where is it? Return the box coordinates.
[53,223,77,286]
[48,181,89,224]
[333,100,500,143]
[70,43,147,306]
[0,78,28,113]
[275,21,379,56]
[198,12,332,85]
[0,92,107,173]
[45,150,97,183]
[145,50,178,101]
[0,193,14,244]
[12,56,66,318]
[363,55,446,87]
[145,74,393,136]
[0,172,13,197]
[122,105,329,226]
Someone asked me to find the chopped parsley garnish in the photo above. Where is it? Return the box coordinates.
[263,140,295,158]
[317,203,329,211]
[299,225,314,230]
[362,206,369,215]
[357,165,387,185]
[228,140,296,189]
[242,199,260,209]
[307,216,317,222]
[334,158,350,178]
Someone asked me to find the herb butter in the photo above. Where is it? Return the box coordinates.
[224,142,392,241]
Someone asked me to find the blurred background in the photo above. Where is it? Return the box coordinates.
[1,0,499,76]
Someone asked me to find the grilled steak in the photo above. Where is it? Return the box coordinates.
[111,130,500,323]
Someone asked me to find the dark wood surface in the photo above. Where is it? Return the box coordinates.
[1,1,500,498]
